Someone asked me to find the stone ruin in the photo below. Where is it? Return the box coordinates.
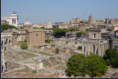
[42,57,64,66]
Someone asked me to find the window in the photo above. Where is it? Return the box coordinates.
[12,19,16,24]
[36,33,38,36]
[93,33,96,39]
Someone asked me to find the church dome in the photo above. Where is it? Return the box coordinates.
[24,19,32,25]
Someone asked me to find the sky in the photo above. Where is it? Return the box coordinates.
[1,0,118,24]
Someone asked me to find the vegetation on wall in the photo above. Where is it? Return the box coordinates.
[67,53,107,78]
[103,49,118,68]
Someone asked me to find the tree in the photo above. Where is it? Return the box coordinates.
[103,49,118,68]
[67,54,87,77]
[40,27,45,30]
[67,34,70,37]
[20,43,27,49]
[1,24,18,32]
[20,27,24,29]
[68,28,79,36]
[87,54,107,78]
[76,31,86,37]
[85,29,89,33]
[106,59,111,66]
[52,28,67,38]
[67,53,107,78]
[78,46,82,50]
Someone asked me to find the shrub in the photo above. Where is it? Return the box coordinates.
[24,40,27,42]
[32,70,37,73]
[20,43,27,49]
[45,39,53,43]
[78,46,82,50]
[66,41,68,44]
[56,48,59,54]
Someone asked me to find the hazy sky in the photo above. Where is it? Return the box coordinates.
[1,0,118,24]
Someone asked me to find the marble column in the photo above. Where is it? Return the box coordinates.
[2,39,5,73]
[92,43,93,53]
[95,44,96,54]
[82,42,84,55]
[88,43,90,55]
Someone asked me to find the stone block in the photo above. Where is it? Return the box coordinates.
[71,75,74,78]
[85,74,90,78]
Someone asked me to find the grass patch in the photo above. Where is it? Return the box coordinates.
[17,67,30,72]
[15,51,36,59]
[56,67,60,70]
[32,70,37,73]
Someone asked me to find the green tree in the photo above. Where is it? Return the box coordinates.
[68,28,79,36]
[85,29,89,33]
[52,28,67,38]
[20,27,24,29]
[67,53,107,78]
[103,49,118,67]
[76,31,86,37]
[20,43,27,49]
[67,34,70,37]
[1,24,18,32]
[40,27,45,30]
[78,46,82,50]
[106,59,111,66]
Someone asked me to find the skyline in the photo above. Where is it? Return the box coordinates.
[1,0,118,24]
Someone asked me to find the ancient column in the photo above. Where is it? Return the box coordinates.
[92,43,93,53]
[88,43,90,55]
[95,44,96,54]
[2,38,5,73]
[82,42,84,55]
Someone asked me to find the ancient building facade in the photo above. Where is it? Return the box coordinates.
[82,26,109,57]
[1,11,19,27]
[26,29,46,47]
[1,33,13,48]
